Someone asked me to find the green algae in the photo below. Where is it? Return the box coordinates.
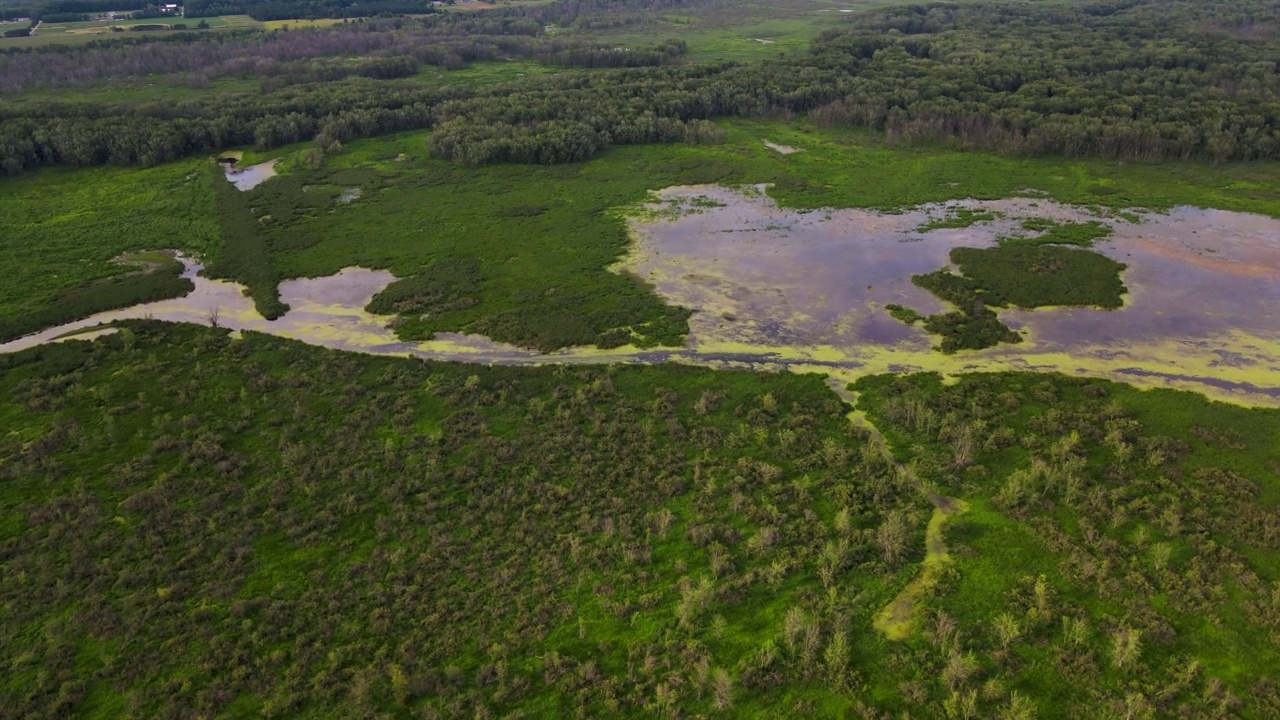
[874,498,970,641]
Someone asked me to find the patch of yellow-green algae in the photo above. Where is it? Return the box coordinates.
[874,497,970,641]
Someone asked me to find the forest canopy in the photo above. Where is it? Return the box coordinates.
[5,0,1280,173]
[1,323,1277,718]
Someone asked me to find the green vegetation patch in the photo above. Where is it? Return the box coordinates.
[948,245,1128,310]
[1003,219,1113,248]
[884,304,923,325]
[915,208,998,232]
[2,325,1278,718]
[893,242,1127,352]
[0,253,191,342]
[0,322,926,718]
[852,371,1280,717]
[0,159,218,341]
[365,256,482,319]
[204,163,289,319]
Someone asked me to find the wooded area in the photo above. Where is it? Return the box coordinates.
[5,0,1280,173]
[1,324,1277,717]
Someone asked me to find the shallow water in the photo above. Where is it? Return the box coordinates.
[3,188,1279,407]
[618,187,1280,405]
[224,159,278,191]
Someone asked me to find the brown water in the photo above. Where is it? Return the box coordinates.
[2,188,1278,407]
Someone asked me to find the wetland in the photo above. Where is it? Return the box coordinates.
[5,1,1280,716]
[5,185,1278,407]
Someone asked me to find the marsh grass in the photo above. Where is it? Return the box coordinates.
[0,159,217,340]
[899,213,1125,351]
[1001,219,1113,248]
[949,245,1128,309]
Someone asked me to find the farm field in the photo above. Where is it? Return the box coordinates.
[0,14,256,46]
[262,17,346,29]
[2,0,1280,718]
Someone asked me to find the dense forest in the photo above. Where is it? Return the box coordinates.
[1,0,444,21]
[6,0,1280,173]
[184,0,439,22]
[1,323,1277,717]
[0,0,150,21]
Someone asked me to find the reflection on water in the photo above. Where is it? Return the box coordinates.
[618,187,1280,405]
[3,187,1279,407]
[223,159,278,191]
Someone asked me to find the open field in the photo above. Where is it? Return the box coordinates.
[410,59,560,87]
[0,14,255,46]
[553,0,929,62]
[262,17,346,29]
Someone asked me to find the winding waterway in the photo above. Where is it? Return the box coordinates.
[3,187,1279,407]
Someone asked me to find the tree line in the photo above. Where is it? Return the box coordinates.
[0,0,151,21]
[0,15,686,93]
[185,0,439,21]
[6,0,1280,173]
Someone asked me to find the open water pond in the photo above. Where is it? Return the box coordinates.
[2,186,1278,407]
[222,159,278,191]
[618,186,1280,404]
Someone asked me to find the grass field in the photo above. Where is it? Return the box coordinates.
[410,59,561,87]
[0,14,256,46]
[262,17,347,30]
[563,0,916,63]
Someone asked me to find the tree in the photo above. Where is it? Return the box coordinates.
[711,668,733,710]
[876,510,910,566]
[994,613,1022,651]
[824,629,849,690]
[998,691,1037,720]
[1111,626,1142,669]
